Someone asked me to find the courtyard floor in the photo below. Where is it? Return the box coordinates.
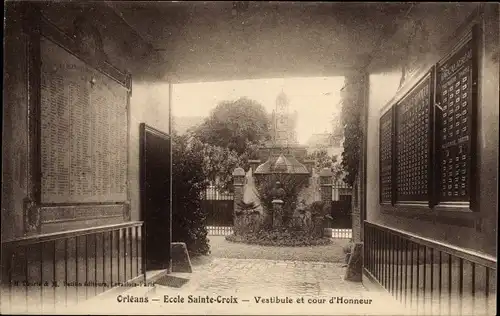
[70,237,410,315]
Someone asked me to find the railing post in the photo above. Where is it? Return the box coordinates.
[232,167,245,236]
[319,168,333,203]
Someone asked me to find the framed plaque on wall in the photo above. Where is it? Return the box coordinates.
[394,69,435,205]
[435,26,479,210]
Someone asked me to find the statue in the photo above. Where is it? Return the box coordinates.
[271,181,286,201]
[292,200,311,230]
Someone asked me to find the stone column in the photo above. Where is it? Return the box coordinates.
[319,168,333,237]
[232,167,245,235]
[319,168,333,203]
[342,71,368,243]
[271,199,284,228]
[351,177,362,242]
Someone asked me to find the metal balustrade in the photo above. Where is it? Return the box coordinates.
[364,221,496,315]
[1,221,144,314]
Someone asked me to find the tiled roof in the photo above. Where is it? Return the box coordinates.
[254,153,309,175]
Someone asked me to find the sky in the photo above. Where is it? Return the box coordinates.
[172,76,345,144]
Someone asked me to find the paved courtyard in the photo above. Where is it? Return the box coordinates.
[74,257,409,315]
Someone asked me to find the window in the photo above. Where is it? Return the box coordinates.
[379,25,479,212]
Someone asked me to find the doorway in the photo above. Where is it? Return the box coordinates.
[140,123,172,272]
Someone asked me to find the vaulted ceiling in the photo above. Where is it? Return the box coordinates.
[33,2,476,83]
[106,1,414,83]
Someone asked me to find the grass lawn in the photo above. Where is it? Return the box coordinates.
[206,235,350,263]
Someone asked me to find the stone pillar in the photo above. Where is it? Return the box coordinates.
[232,167,245,235]
[318,168,333,237]
[344,242,363,282]
[351,177,362,242]
[319,168,333,203]
[342,71,368,244]
[271,199,284,228]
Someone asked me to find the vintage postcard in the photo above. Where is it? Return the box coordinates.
[1,1,498,315]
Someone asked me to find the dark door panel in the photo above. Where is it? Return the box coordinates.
[140,123,171,272]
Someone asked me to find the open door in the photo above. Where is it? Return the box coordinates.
[140,123,172,273]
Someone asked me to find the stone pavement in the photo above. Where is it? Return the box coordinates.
[69,258,410,315]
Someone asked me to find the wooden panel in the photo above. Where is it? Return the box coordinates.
[39,37,128,204]
[40,204,124,224]
[1,222,143,313]
[395,70,434,203]
[379,106,395,204]
[435,26,478,206]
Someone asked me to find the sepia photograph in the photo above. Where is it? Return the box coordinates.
[1,1,498,315]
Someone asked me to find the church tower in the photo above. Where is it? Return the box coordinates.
[272,91,297,147]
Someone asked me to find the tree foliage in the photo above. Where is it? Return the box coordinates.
[193,97,271,155]
[305,149,344,182]
[185,136,241,193]
[189,97,270,191]
[172,133,210,256]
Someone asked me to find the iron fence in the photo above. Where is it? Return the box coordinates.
[364,221,496,315]
[202,186,234,233]
[326,228,353,239]
[1,222,144,314]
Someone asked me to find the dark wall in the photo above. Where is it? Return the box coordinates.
[365,4,498,257]
[2,4,30,241]
[2,2,171,240]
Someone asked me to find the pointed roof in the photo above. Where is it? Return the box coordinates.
[254,153,309,175]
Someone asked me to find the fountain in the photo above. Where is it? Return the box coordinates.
[226,91,332,246]
[228,152,332,246]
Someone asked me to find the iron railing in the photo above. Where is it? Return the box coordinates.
[203,185,234,229]
[364,221,496,315]
[1,221,144,314]
[326,228,352,239]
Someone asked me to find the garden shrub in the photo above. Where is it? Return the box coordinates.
[226,229,331,247]
[171,134,211,256]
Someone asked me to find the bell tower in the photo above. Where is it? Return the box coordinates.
[274,91,290,147]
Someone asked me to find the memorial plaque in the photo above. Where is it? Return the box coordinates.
[395,71,433,202]
[40,37,128,204]
[436,30,476,204]
[379,106,394,204]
